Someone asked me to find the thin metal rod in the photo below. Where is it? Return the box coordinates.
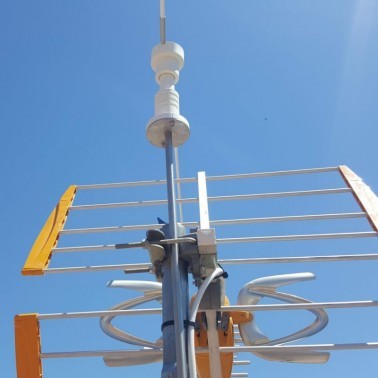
[37,300,378,320]
[222,300,378,312]
[52,237,196,254]
[214,342,378,353]
[157,237,196,245]
[60,223,162,235]
[211,212,367,225]
[77,177,197,190]
[74,167,338,192]
[41,349,164,359]
[205,167,339,181]
[43,253,378,274]
[160,0,165,18]
[207,188,351,203]
[60,221,199,235]
[219,253,378,264]
[53,242,145,253]
[160,18,166,45]
[77,179,167,190]
[38,308,162,320]
[117,237,196,249]
[44,252,378,274]
[53,245,118,253]
[217,231,378,244]
[69,199,169,211]
[174,148,184,223]
[60,212,366,236]
[69,197,197,211]
[40,342,378,359]
[44,263,151,274]
[233,361,251,366]
[68,188,350,211]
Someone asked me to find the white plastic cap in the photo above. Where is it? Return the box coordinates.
[151,42,184,84]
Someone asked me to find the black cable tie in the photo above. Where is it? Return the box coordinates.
[216,271,228,279]
[161,320,174,332]
[161,320,196,332]
[184,320,196,328]
[216,263,228,279]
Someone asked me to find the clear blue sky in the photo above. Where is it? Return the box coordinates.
[1,1,378,377]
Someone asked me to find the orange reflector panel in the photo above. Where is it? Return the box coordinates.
[22,186,77,276]
[14,314,42,378]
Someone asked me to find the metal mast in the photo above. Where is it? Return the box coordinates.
[146,1,190,376]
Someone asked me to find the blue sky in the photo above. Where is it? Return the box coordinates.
[2,0,378,377]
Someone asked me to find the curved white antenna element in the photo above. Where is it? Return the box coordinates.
[100,281,163,350]
[237,273,330,364]
[107,280,162,294]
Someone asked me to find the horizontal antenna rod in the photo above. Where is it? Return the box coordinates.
[69,188,351,211]
[60,212,367,235]
[40,341,378,359]
[233,361,250,366]
[205,167,339,181]
[215,342,378,353]
[224,300,378,312]
[45,263,151,274]
[53,237,196,253]
[44,253,378,273]
[217,231,378,244]
[75,167,339,190]
[60,222,198,235]
[222,253,378,264]
[210,212,366,225]
[37,300,378,320]
[38,308,162,320]
[208,188,351,202]
[53,232,377,253]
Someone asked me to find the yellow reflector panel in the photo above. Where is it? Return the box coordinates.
[22,186,77,276]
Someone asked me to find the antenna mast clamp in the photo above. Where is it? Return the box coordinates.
[197,228,217,255]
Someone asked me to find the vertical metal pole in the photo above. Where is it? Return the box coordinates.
[161,129,189,378]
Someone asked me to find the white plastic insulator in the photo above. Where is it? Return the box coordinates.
[155,87,180,115]
[146,41,190,148]
[153,44,182,116]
